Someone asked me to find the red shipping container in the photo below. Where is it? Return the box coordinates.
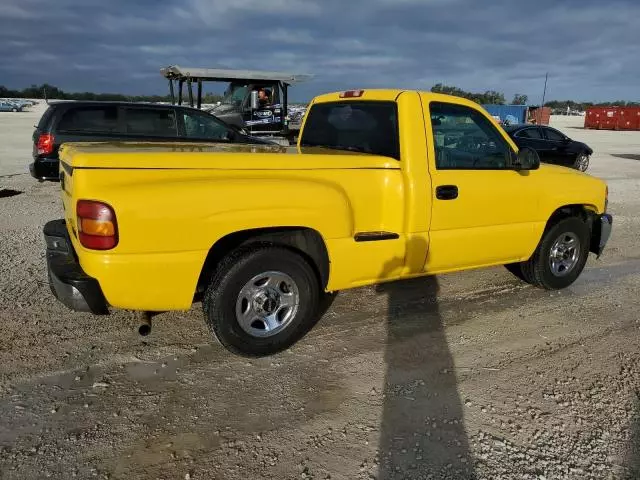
[601,108,618,130]
[617,107,640,130]
[529,107,551,125]
[584,107,605,129]
[585,106,640,131]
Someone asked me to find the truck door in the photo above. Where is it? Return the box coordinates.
[421,97,542,272]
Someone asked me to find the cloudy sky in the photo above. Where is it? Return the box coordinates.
[1,0,638,102]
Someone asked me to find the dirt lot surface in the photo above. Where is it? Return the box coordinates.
[1,108,639,479]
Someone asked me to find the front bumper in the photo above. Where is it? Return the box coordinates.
[44,219,109,315]
[30,158,60,181]
[590,213,613,258]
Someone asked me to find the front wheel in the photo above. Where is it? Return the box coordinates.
[203,246,321,357]
[510,217,590,290]
[574,152,590,172]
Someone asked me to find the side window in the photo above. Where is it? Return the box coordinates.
[430,102,512,170]
[183,112,231,140]
[516,128,543,139]
[544,128,565,142]
[125,108,177,136]
[57,107,119,133]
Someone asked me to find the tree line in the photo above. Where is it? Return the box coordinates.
[2,83,638,110]
[431,84,639,109]
[0,84,222,104]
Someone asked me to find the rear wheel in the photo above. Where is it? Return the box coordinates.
[574,152,590,172]
[203,246,321,356]
[11,108,17,112]
[508,217,590,290]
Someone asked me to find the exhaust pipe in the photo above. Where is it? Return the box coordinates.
[138,312,152,336]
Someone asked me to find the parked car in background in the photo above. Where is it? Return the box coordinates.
[504,125,592,172]
[30,101,275,181]
[0,101,22,112]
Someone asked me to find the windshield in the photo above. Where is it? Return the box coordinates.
[220,83,249,106]
[300,101,400,160]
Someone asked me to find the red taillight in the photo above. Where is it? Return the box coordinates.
[77,200,118,250]
[37,133,55,156]
[339,90,364,98]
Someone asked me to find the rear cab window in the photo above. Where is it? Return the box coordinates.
[300,101,400,160]
[57,106,120,134]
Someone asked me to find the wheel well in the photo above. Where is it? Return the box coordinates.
[545,204,597,232]
[196,227,330,298]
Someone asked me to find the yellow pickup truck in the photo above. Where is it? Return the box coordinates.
[44,89,612,356]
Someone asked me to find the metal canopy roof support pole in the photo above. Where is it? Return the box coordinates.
[168,79,175,104]
[282,81,289,135]
[177,79,184,105]
[187,79,194,107]
[197,80,202,109]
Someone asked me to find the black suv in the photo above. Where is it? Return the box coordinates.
[30,101,271,181]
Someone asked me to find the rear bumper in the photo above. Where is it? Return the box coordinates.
[30,158,59,181]
[44,219,109,315]
[590,213,613,258]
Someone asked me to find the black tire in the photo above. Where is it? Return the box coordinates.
[573,152,590,172]
[11,108,17,112]
[520,217,590,290]
[203,246,321,357]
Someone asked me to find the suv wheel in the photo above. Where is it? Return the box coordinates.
[509,217,590,290]
[203,246,321,356]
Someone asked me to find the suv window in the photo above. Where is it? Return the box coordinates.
[125,108,178,136]
[516,128,543,139]
[430,102,512,169]
[300,101,400,160]
[182,111,231,140]
[544,127,566,142]
[57,106,119,133]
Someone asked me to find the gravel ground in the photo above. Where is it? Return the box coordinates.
[1,110,639,479]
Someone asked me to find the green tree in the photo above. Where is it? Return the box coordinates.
[512,94,528,105]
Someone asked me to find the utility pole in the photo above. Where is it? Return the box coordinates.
[541,72,548,107]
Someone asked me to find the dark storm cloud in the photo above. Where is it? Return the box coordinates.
[1,0,638,101]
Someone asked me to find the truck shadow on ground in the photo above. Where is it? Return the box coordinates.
[375,248,475,479]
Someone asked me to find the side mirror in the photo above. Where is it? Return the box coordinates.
[513,146,540,170]
[250,91,259,110]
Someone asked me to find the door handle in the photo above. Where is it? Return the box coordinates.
[436,185,458,200]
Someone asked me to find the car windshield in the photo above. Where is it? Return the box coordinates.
[220,83,249,106]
